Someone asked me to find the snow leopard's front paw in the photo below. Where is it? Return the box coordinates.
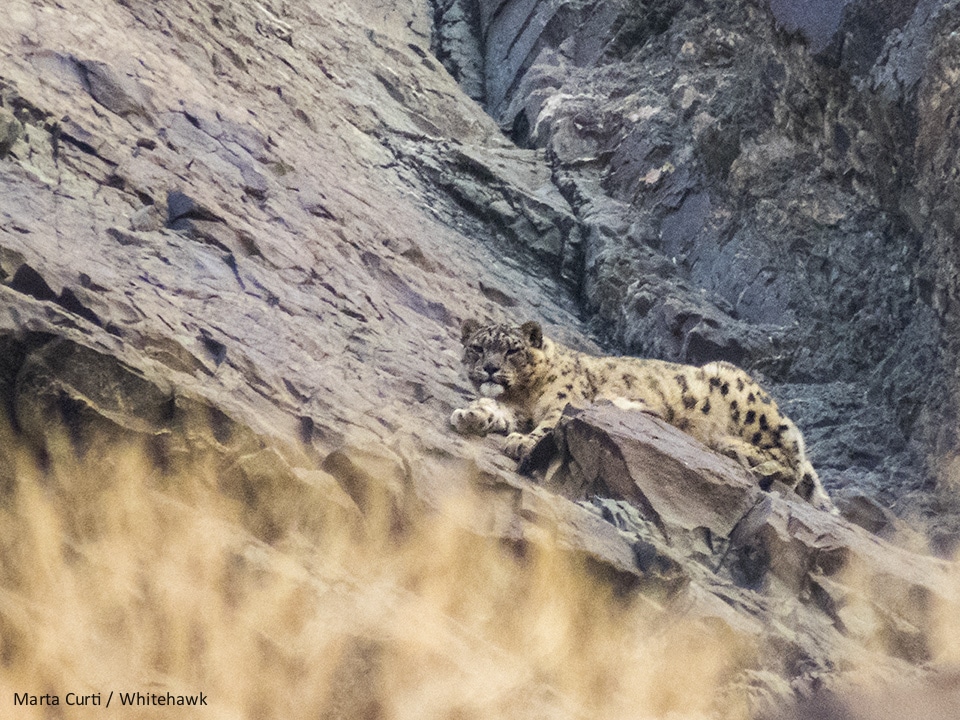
[450,398,516,436]
[503,431,537,460]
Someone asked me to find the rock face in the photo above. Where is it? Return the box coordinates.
[436,0,960,509]
[2,0,960,716]
[540,406,953,665]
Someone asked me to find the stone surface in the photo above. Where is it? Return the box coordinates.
[1,0,960,715]
[447,0,960,509]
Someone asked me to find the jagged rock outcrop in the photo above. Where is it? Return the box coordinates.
[538,406,953,670]
[2,0,960,716]
[440,0,960,514]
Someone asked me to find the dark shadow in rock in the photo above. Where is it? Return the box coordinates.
[56,288,102,327]
[9,264,57,303]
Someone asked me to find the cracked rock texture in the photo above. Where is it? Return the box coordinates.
[436,0,960,515]
[2,0,960,715]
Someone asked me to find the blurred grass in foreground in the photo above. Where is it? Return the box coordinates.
[0,418,748,720]
[2,415,959,719]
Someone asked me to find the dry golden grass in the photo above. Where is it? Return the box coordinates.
[0,417,753,720]
[3,416,960,719]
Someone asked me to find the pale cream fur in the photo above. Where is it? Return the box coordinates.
[451,320,834,512]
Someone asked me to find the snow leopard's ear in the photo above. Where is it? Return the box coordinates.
[460,318,482,344]
[520,321,543,349]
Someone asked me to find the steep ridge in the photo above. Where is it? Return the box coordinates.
[1,0,959,717]
[435,0,960,520]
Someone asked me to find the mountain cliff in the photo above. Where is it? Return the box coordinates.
[2,0,960,716]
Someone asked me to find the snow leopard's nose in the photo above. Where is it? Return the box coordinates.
[483,362,499,375]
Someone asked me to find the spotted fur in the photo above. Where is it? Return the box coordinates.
[450,319,834,512]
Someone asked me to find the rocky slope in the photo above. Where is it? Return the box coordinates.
[435,0,960,514]
[1,0,960,717]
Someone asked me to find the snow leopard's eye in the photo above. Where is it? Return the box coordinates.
[469,344,485,355]
[505,347,521,356]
